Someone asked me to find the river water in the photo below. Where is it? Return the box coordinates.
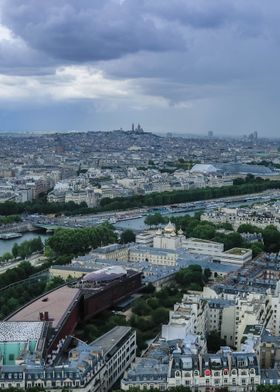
[0,232,50,257]
[0,196,275,257]
[115,210,197,231]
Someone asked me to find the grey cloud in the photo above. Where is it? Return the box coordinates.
[143,0,236,29]
[2,0,267,64]
[1,0,185,62]
[1,0,280,136]
[0,38,56,75]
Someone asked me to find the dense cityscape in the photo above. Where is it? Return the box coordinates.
[0,128,279,392]
[1,0,280,391]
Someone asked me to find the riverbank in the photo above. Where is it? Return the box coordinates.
[0,232,50,257]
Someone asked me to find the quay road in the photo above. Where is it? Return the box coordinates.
[25,188,280,231]
[0,253,47,275]
[0,222,36,234]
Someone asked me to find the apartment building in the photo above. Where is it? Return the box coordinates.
[0,325,136,392]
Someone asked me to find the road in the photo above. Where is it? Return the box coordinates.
[0,253,47,275]
[27,188,280,229]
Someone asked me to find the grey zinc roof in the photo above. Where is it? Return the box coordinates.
[90,326,132,356]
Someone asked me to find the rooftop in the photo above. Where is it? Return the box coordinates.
[90,326,132,356]
[185,237,222,245]
[243,324,263,336]
[224,247,251,255]
[93,243,128,254]
[8,286,80,328]
[82,266,127,283]
[0,321,45,342]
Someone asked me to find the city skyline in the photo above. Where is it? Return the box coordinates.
[0,0,280,136]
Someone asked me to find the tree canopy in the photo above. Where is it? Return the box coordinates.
[46,223,117,256]
[144,212,167,226]
[120,229,136,244]
[1,176,280,216]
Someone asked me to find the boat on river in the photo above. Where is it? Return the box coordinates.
[0,232,23,240]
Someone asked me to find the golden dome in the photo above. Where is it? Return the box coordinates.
[164,221,176,233]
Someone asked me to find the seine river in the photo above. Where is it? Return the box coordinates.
[0,211,192,257]
[0,196,272,257]
[0,232,50,257]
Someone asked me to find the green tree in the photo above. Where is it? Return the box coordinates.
[3,387,45,392]
[6,297,20,312]
[144,213,167,227]
[189,283,203,291]
[12,243,19,258]
[204,268,212,282]
[120,229,136,244]
[46,223,117,256]
[250,242,264,257]
[146,297,160,309]
[132,299,151,316]
[0,252,13,261]
[175,265,204,290]
[191,223,216,240]
[262,225,280,252]
[217,222,233,230]
[151,307,169,324]
[223,232,243,250]
[141,282,156,294]
[45,276,65,291]
[257,386,280,392]
[238,223,262,234]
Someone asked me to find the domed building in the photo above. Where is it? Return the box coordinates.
[153,221,186,250]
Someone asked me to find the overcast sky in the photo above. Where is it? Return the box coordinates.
[0,0,279,136]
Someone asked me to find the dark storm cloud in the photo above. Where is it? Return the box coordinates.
[0,0,272,73]
[144,0,236,29]
[1,0,186,62]
[0,0,280,135]
[0,37,55,76]
[2,0,265,63]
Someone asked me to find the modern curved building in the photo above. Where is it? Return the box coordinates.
[0,266,142,391]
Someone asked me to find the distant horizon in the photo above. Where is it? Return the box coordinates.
[0,1,280,136]
[0,127,279,140]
